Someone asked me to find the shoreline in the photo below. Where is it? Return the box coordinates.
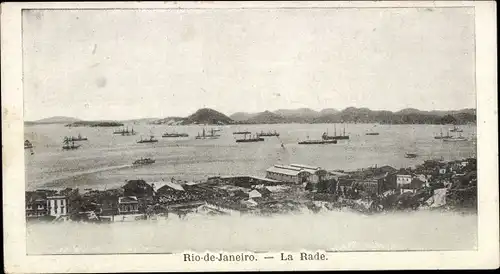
[25,157,477,222]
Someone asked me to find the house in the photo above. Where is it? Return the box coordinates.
[337,178,355,196]
[265,165,312,184]
[100,197,118,216]
[46,196,68,216]
[118,196,139,214]
[26,198,48,218]
[355,179,380,195]
[400,178,426,194]
[396,170,412,188]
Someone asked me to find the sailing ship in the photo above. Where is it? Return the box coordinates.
[195,128,220,139]
[68,133,88,142]
[133,157,156,166]
[450,126,463,133]
[434,128,453,139]
[235,133,264,143]
[62,137,81,150]
[162,132,189,138]
[322,124,349,140]
[24,140,33,149]
[257,130,280,137]
[137,135,158,143]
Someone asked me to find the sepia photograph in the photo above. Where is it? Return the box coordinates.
[2,1,498,272]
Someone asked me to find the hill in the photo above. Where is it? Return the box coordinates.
[240,111,287,124]
[183,108,234,125]
[229,112,259,122]
[25,116,81,125]
[273,108,321,123]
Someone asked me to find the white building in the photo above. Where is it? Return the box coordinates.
[396,174,412,187]
[46,196,68,216]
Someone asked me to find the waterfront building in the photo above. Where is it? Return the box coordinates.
[46,196,68,217]
[289,164,329,183]
[266,165,312,184]
[118,196,139,214]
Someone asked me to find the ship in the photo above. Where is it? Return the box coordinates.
[235,134,264,143]
[162,132,189,138]
[405,153,418,158]
[257,130,280,137]
[442,132,468,142]
[322,124,349,140]
[298,134,338,145]
[114,126,136,136]
[434,128,453,139]
[298,139,338,145]
[137,135,158,143]
[195,128,220,139]
[133,157,156,166]
[68,133,88,142]
[24,140,33,149]
[233,130,251,135]
[62,137,81,150]
[366,132,380,136]
[450,126,463,133]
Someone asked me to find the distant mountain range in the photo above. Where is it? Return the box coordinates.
[25,107,476,126]
[233,107,476,125]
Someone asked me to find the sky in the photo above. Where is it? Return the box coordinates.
[22,8,475,121]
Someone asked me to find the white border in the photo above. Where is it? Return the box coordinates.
[2,1,498,272]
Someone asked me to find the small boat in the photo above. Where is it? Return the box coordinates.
[450,126,463,133]
[133,157,156,166]
[24,140,33,149]
[256,130,280,137]
[366,132,380,136]
[68,133,88,142]
[162,132,189,138]
[62,137,81,150]
[236,134,264,143]
[298,139,338,145]
[233,130,251,135]
[405,153,418,158]
[195,128,220,139]
[137,136,158,143]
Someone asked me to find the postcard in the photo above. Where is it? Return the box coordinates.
[2,1,498,272]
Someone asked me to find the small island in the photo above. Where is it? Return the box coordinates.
[65,121,124,127]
